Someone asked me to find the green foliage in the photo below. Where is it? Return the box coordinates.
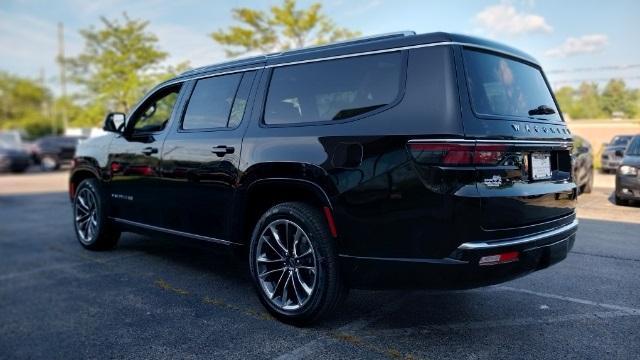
[0,71,57,138]
[601,79,637,118]
[211,0,361,57]
[555,79,638,119]
[64,14,181,119]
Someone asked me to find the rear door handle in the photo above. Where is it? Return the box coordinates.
[211,145,235,157]
[141,147,158,156]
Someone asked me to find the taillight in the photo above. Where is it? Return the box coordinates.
[408,142,506,166]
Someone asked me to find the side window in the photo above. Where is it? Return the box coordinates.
[182,73,242,130]
[627,136,640,155]
[264,52,403,125]
[130,85,181,133]
[228,71,256,128]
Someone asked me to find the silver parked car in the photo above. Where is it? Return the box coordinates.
[601,135,633,173]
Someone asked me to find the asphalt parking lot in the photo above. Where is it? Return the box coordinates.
[1,172,639,359]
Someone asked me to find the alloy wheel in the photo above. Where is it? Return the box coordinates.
[255,219,317,311]
[75,188,99,243]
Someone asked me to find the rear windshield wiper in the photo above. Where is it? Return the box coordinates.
[528,105,556,116]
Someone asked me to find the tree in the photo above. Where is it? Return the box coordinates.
[601,79,637,118]
[554,86,576,118]
[211,0,361,57]
[573,82,606,119]
[64,14,182,119]
[0,71,56,138]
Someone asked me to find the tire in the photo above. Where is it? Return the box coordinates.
[10,165,28,173]
[248,202,347,325]
[40,154,60,171]
[583,169,593,194]
[615,195,628,206]
[73,178,120,250]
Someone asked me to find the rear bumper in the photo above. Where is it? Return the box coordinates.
[0,156,30,171]
[340,220,577,290]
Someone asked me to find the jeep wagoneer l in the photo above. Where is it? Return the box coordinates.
[70,31,578,324]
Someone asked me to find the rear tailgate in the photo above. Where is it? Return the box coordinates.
[475,140,575,230]
[459,46,577,231]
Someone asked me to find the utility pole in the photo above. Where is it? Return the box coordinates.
[57,22,68,134]
[39,68,55,135]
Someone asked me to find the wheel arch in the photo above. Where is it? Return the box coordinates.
[234,177,336,246]
[69,166,101,201]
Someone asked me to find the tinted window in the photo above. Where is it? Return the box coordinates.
[264,52,403,125]
[464,49,560,121]
[228,71,256,128]
[626,136,640,156]
[610,136,631,147]
[131,85,181,133]
[182,73,242,130]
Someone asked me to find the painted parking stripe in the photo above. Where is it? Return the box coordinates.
[276,294,411,360]
[499,286,640,314]
[359,310,640,338]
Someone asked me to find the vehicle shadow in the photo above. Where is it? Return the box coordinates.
[606,189,640,206]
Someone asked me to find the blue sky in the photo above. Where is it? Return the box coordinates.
[1,0,639,92]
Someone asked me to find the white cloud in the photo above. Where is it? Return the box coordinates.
[545,34,608,58]
[474,3,552,36]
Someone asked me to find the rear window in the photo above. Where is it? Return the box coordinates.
[264,52,403,125]
[464,49,561,121]
[610,136,631,147]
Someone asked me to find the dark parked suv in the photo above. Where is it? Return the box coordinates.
[33,135,84,171]
[70,32,578,324]
[615,134,640,205]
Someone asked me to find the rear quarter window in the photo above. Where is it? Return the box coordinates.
[464,49,561,121]
[264,51,404,125]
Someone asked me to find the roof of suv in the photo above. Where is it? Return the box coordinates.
[174,31,538,81]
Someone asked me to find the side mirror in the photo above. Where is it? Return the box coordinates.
[615,150,624,157]
[103,112,126,133]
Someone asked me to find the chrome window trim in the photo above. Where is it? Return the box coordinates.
[110,217,240,246]
[163,66,264,87]
[457,219,578,250]
[163,41,535,86]
[264,41,534,69]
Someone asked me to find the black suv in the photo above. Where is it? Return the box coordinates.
[70,32,578,324]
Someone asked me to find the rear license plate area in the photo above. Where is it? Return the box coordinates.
[530,152,552,180]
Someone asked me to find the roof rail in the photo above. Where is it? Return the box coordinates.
[178,54,268,77]
[280,31,416,57]
[177,31,416,78]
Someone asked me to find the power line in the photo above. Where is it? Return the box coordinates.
[551,75,640,86]
[547,64,640,74]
